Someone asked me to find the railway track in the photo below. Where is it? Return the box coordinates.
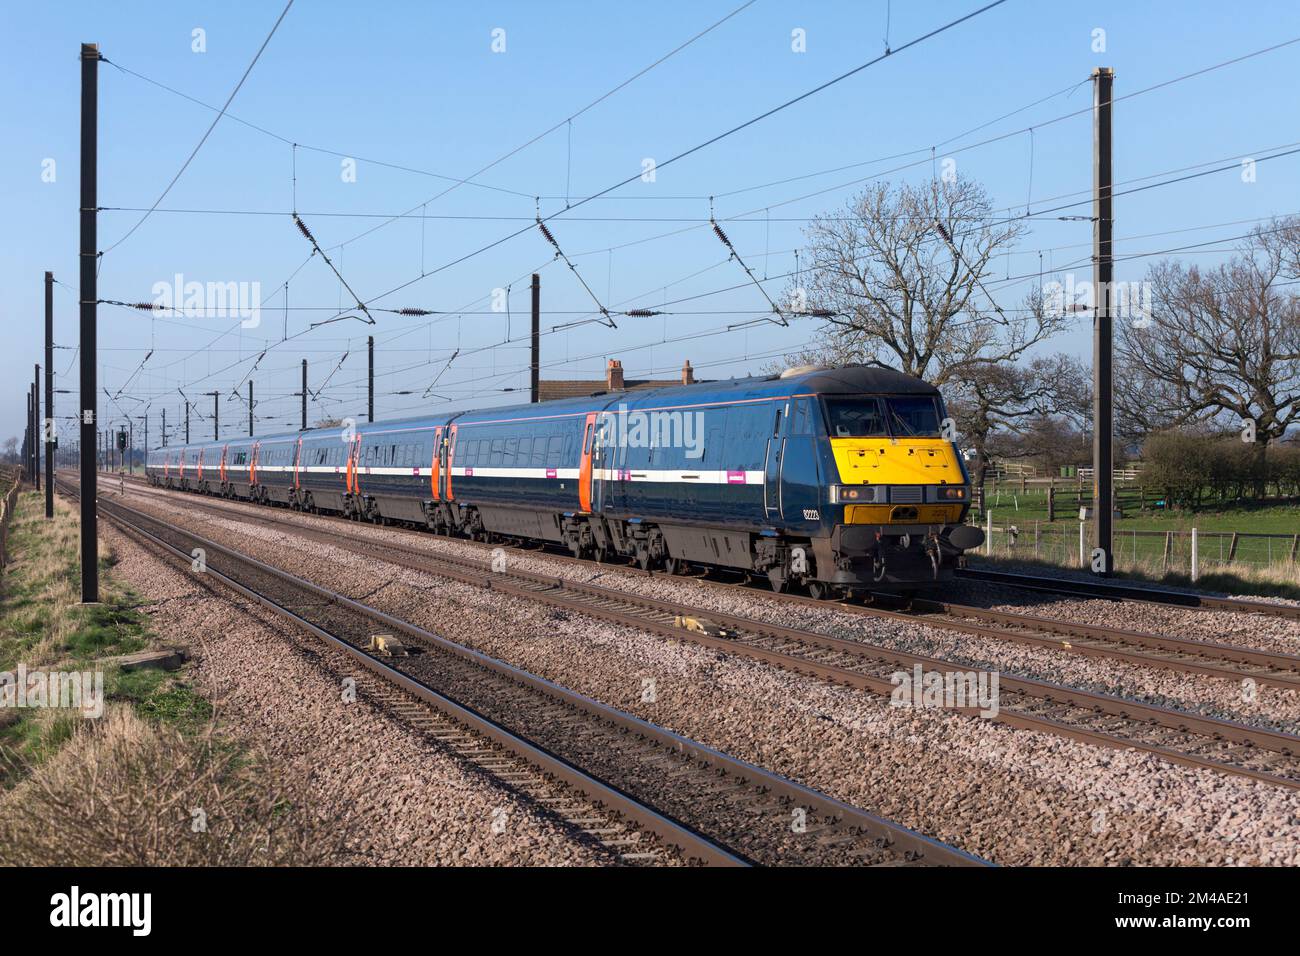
[114,480,1300,791]
[880,593,1300,690]
[72,481,982,868]
[957,566,1300,622]
[119,476,1300,689]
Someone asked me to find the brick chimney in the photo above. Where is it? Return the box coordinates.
[606,358,624,391]
[681,359,695,385]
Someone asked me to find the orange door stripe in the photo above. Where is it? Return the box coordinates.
[431,427,442,501]
[578,413,596,513]
[446,425,457,500]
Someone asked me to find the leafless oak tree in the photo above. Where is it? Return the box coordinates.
[783,178,1080,481]
[788,178,1069,386]
[1116,219,1300,455]
[948,352,1089,487]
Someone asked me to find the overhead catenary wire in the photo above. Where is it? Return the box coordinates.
[537,216,617,329]
[99,0,295,258]
[323,0,763,254]
[709,202,788,327]
[106,2,759,408]
[90,13,1300,430]
[117,21,1282,397]
[303,0,1011,334]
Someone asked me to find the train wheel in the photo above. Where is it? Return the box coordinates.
[663,556,681,576]
[766,567,787,593]
[807,580,832,601]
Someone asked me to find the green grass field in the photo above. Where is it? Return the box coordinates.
[978,485,1300,532]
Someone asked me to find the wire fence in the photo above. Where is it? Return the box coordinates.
[979,516,1300,580]
[0,466,23,574]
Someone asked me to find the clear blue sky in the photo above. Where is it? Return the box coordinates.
[3,0,1298,447]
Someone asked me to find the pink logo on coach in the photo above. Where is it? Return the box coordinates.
[545,468,557,479]
[464,467,474,477]
[727,470,745,484]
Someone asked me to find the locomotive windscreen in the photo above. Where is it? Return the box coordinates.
[823,395,941,438]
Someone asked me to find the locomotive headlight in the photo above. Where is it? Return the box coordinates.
[830,484,877,504]
[933,486,968,500]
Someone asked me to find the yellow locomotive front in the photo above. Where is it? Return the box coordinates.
[813,390,983,588]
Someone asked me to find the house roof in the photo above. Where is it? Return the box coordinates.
[536,378,681,402]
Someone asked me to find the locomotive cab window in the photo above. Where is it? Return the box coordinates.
[883,396,942,437]
[823,397,887,437]
[822,395,941,438]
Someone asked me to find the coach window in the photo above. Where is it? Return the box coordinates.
[504,436,517,465]
[490,438,504,466]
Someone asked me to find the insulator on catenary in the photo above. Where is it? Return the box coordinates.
[393,307,435,316]
[711,221,733,249]
[934,221,953,244]
[537,220,559,248]
[294,215,315,243]
[623,309,661,317]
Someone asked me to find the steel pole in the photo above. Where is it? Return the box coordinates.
[530,273,540,403]
[44,271,54,516]
[78,42,100,601]
[1091,66,1115,577]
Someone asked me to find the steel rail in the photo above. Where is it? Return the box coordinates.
[957,566,1300,621]
[122,475,1300,687]
[78,483,985,867]
[114,481,1300,791]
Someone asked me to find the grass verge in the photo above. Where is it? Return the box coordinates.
[0,489,348,864]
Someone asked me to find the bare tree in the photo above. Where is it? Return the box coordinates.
[947,351,1089,488]
[1116,220,1300,470]
[788,178,1070,388]
[2,437,16,463]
